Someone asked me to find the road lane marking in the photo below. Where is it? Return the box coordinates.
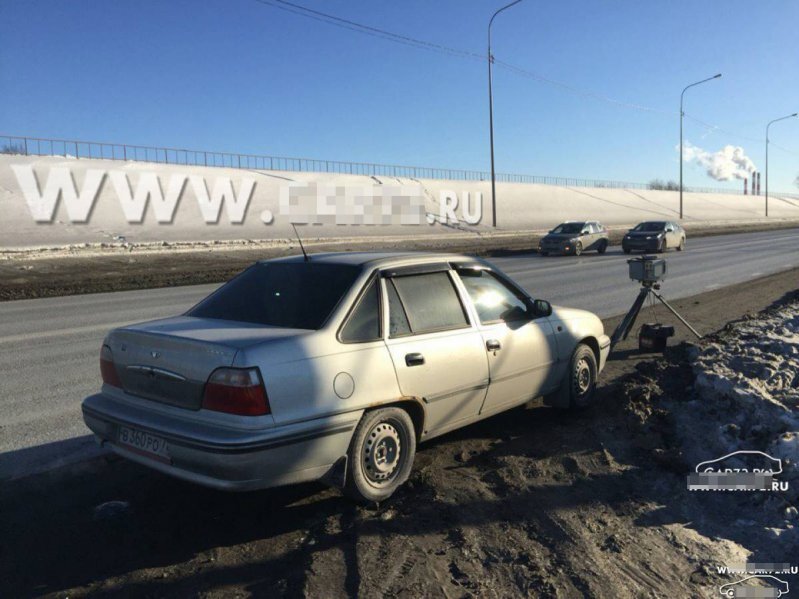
[0,322,130,345]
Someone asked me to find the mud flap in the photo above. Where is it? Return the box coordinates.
[320,455,348,489]
[542,376,570,409]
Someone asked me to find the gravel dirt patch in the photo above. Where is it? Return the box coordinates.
[2,268,798,597]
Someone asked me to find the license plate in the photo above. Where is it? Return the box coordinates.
[118,426,171,462]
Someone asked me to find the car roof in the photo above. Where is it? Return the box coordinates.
[261,251,485,269]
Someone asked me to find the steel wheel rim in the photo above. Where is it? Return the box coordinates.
[574,357,593,395]
[363,421,402,486]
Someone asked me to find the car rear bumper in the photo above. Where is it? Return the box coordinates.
[82,393,361,491]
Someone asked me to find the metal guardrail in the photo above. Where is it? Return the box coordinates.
[1,134,796,198]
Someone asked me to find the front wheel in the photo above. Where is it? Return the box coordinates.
[597,239,608,254]
[622,246,631,254]
[344,407,416,503]
[657,238,666,253]
[545,343,599,409]
[677,237,685,251]
[573,241,583,256]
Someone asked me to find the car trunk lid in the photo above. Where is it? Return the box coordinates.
[106,316,302,410]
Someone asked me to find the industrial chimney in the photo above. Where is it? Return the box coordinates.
[744,178,748,195]
[756,172,761,196]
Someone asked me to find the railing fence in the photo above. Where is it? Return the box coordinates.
[2,134,796,198]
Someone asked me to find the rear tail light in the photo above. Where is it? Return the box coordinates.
[202,368,270,416]
[100,344,122,388]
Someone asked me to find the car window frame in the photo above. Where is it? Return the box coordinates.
[336,271,383,344]
[454,267,535,327]
[381,269,473,339]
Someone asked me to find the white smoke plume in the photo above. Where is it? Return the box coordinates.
[681,142,757,181]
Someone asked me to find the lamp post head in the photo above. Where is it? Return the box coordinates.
[713,73,722,78]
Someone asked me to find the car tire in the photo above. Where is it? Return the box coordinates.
[574,241,583,256]
[657,238,665,253]
[545,343,598,410]
[344,407,416,503]
[677,237,685,251]
[597,240,608,254]
[540,251,549,257]
[623,246,631,254]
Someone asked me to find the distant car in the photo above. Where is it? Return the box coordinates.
[622,221,685,254]
[538,221,609,256]
[82,252,610,502]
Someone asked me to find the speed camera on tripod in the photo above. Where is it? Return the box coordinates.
[628,255,667,284]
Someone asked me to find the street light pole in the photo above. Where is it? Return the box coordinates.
[679,73,721,220]
[488,0,522,228]
[765,112,797,217]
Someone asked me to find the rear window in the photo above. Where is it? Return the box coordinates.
[187,262,360,329]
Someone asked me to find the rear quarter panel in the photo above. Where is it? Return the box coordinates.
[237,333,402,426]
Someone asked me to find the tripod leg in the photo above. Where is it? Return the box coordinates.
[652,292,702,339]
[611,288,649,347]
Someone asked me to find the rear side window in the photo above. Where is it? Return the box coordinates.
[386,280,411,337]
[390,272,468,335]
[340,278,381,343]
[188,262,360,329]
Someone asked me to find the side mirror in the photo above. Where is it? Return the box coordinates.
[531,299,552,317]
[581,230,589,235]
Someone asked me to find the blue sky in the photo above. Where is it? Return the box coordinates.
[1,0,797,191]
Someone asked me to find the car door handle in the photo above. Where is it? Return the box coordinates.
[405,353,425,367]
[486,339,501,351]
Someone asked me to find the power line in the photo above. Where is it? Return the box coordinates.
[253,0,798,155]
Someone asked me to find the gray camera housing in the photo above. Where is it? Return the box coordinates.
[628,255,667,283]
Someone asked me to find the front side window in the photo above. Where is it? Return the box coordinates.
[388,272,468,336]
[459,270,530,324]
[188,262,360,329]
[339,278,380,342]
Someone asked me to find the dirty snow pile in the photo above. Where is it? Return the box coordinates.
[689,297,799,511]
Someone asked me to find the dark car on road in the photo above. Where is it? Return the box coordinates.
[622,221,685,254]
[538,221,609,256]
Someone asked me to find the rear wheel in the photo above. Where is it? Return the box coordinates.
[597,239,608,254]
[344,407,416,503]
[574,241,583,256]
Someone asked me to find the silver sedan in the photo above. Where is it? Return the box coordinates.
[83,252,610,502]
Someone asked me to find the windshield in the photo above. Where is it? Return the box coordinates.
[632,222,666,232]
[551,223,584,234]
[187,262,361,329]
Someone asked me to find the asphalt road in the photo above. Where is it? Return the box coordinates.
[1,227,797,478]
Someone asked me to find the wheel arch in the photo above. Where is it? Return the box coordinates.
[365,397,426,442]
[578,335,600,365]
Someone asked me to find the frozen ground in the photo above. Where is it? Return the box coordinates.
[689,295,799,516]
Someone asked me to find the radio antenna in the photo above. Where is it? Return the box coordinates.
[292,223,310,262]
